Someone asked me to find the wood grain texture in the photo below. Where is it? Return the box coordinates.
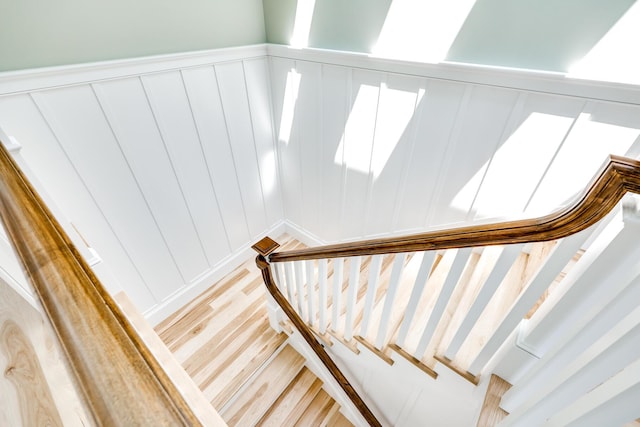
[0,276,93,427]
[254,244,382,427]
[270,155,640,261]
[255,368,323,426]
[0,141,202,425]
[1,320,63,427]
[476,374,511,427]
[221,344,305,426]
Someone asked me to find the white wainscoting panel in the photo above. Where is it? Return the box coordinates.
[268,49,640,243]
[0,46,282,318]
[2,44,640,322]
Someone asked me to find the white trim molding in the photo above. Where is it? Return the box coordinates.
[266,44,640,106]
[0,44,269,96]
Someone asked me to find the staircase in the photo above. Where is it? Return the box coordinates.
[3,132,640,425]
[155,250,353,426]
[254,157,640,426]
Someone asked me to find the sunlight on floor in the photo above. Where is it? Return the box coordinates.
[568,1,640,85]
[372,0,477,63]
[278,68,301,145]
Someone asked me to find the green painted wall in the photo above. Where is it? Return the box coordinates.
[447,0,636,71]
[0,0,266,72]
[263,0,391,53]
[263,0,635,72]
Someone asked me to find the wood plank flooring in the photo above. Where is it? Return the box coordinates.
[156,234,353,426]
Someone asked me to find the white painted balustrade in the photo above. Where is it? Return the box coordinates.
[264,198,640,425]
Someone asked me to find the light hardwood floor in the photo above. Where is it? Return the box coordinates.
[155,235,352,426]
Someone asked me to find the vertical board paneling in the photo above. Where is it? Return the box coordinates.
[32,87,183,302]
[528,101,640,214]
[395,80,467,232]
[269,57,303,226]
[320,64,351,242]
[0,94,155,310]
[140,71,231,267]
[215,62,268,238]
[470,93,584,219]
[181,66,251,251]
[365,74,422,236]
[294,61,323,236]
[341,69,383,238]
[243,58,283,228]
[429,85,520,226]
[94,77,210,283]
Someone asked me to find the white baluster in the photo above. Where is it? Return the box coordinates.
[396,251,436,347]
[375,253,406,349]
[550,359,640,427]
[503,205,640,412]
[444,244,524,360]
[415,248,472,358]
[500,306,640,426]
[360,255,382,338]
[318,259,329,334]
[305,260,316,327]
[284,262,296,311]
[468,229,593,375]
[295,261,306,322]
[331,258,344,333]
[344,256,362,342]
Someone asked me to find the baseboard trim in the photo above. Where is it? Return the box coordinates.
[144,221,286,326]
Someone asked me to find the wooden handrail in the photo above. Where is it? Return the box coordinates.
[270,155,640,262]
[253,239,382,427]
[0,142,203,424]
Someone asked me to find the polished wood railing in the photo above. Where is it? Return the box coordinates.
[0,141,207,424]
[253,238,382,427]
[255,155,640,426]
[270,155,640,262]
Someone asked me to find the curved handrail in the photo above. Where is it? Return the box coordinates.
[253,251,382,427]
[0,142,204,425]
[270,155,640,262]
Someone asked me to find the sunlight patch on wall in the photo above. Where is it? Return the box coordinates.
[526,113,640,215]
[372,0,476,63]
[568,1,640,85]
[278,68,301,145]
[468,113,574,218]
[370,85,423,178]
[334,84,380,174]
[261,151,277,195]
[334,83,421,177]
[290,0,317,48]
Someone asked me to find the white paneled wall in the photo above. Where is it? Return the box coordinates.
[0,47,282,321]
[2,44,640,323]
[269,50,640,243]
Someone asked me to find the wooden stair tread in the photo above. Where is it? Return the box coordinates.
[294,389,337,426]
[207,324,286,408]
[256,367,323,426]
[476,374,511,427]
[221,344,306,426]
[326,407,354,427]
